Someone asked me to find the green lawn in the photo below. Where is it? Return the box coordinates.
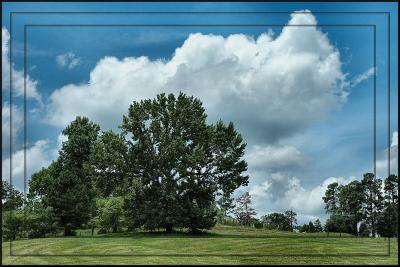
[2,225,398,265]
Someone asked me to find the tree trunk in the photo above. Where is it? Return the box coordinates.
[165,225,173,233]
[113,225,118,233]
[64,226,73,236]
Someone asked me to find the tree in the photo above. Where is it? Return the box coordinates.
[29,117,100,236]
[121,93,248,233]
[361,173,384,237]
[338,180,364,235]
[377,174,398,237]
[94,197,124,233]
[314,219,323,232]
[284,210,297,232]
[234,192,256,226]
[2,180,24,211]
[261,212,290,231]
[23,199,57,239]
[323,182,340,214]
[89,130,129,197]
[216,195,235,224]
[2,210,24,241]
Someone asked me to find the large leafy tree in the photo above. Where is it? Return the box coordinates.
[29,117,100,236]
[121,93,248,233]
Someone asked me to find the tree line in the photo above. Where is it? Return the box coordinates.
[2,93,249,238]
[323,173,398,237]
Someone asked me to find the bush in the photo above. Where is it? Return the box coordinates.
[254,219,263,229]
[95,197,124,233]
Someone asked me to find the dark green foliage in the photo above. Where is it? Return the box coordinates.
[2,210,24,241]
[261,212,291,231]
[2,180,24,211]
[121,93,248,233]
[253,219,264,229]
[23,200,58,239]
[29,117,100,236]
[89,131,129,197]
[284,210,297,232]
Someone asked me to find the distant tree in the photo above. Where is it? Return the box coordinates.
[323,182,340,214]
[361,173,384,237]
[121,93,248,233]
[284,210,297,232]
[234,192,256,226]
[314,219,323,232]
[261,212,290,231]
[338,180,364,235]
[216,195,235,224]
[377,175,398,237]
[2,180,24,211]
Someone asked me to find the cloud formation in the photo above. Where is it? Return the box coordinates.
[376,131,398,178]
[2,27,41,103]
[45,11,348,146]
[2,102,23,155]
[2,140,54,192]
[56,52,81,69]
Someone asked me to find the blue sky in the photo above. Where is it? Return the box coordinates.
[2,2,398,224]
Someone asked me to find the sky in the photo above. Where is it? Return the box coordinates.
[1,2,398,225]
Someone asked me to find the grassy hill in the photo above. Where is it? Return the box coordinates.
[2,225,398,265]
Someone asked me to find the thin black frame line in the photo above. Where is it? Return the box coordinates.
[25,24,376,27]
[18,24,384,256]
[10,11,391,14]
[8,10,391,258]
[9,253,390,257]
[8,10,13,258]
[19,24,384,258]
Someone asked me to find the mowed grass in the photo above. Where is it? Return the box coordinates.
[2,225,398,265]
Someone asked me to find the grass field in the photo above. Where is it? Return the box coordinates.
[2,225,398,265]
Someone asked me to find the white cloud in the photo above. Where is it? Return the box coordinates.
[56,52,81,69]
[248,173,355,223]
[2,140,54,192]
[45,11,348,144]
[376,131,398,178]
[350,67,375,88]
[2,27,42,103]
[2,102,23,154]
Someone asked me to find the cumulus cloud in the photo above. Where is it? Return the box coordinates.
[376,131,398,178]
[56,52,81,69]
[45,11,348,145]
[2,102,23,154]
[2,27,41,103]
[248,173,355,223]
[2,140,54,192]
